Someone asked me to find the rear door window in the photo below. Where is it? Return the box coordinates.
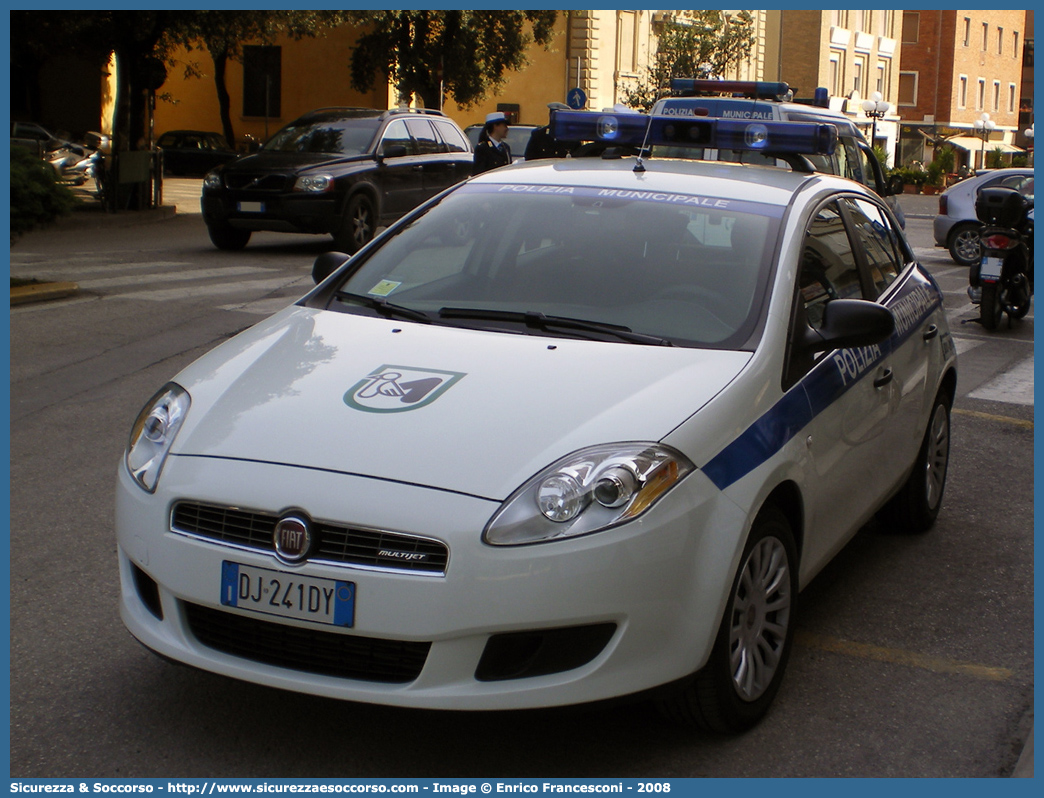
[841,197,904,295]
[405,119,440,155]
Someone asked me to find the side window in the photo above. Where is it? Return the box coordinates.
[839,139,864,184]
[405,118,440,155]
[842,197,903,295]
[434,121,470,153]
[379,120,415,157]
[1000,174,1034,198]
[798,201,865,328]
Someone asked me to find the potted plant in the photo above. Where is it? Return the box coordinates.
[923,161,944,194]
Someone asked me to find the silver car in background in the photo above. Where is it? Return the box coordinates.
[934,168,1034,265]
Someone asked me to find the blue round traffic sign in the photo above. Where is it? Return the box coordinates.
[567,88,587,110]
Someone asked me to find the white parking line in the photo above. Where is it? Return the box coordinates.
[968,355,1035,406]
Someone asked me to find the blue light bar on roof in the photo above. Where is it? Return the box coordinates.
[549,111,837,156]
[670,79,791,99]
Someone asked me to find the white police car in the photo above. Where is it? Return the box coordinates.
[117,111,956,732]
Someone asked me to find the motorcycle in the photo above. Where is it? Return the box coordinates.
[47,143,93,186]
[45,131,109,188]
[968,185,1034,331]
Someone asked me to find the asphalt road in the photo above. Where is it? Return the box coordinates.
[7,182,1033,778]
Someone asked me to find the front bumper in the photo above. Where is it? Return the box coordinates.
[202,192,339,234]
[117,454,745,710]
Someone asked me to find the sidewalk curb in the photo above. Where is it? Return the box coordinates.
[11,281,80,306]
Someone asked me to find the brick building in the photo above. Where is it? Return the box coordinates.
[897,10,1028,169]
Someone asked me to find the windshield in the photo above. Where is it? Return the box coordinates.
[263,117,381,155]
[322,182,782,349]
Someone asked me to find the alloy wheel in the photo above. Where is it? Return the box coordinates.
[728,535,792,702]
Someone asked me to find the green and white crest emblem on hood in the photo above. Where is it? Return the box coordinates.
[344,365,466,413]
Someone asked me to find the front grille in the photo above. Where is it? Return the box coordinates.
[224,173,293,192]
[184,602,430,683]
[171,502,449,574]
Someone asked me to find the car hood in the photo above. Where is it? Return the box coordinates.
[172,307,752,500]
[225,151,372,172]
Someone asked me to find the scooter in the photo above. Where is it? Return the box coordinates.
[47,144,92,185]
[967,186,1033,331]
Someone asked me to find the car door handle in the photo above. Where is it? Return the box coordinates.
[923,324,939,342]
[412,165,424,171]
[873,368,894,389]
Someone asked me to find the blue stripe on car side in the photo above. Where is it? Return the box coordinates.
[701,267,942,491]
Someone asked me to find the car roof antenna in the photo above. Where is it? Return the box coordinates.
[634,112,654,173]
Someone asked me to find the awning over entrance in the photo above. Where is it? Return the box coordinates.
[941,136,1025,154]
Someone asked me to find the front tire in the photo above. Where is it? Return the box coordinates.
[881,391,951,533]
[657,505,797,733]
[333,194,376,254]
[948,223,982,266]
[207,223,251,251]
[980,283,1003,330]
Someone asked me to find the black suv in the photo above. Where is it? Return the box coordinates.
[201,108,473,252]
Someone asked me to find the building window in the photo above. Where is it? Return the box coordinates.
[963,18,971,47]
[617,11,637,74]
[998,28,1004,55]
[831,11,848,28]
[897,71,917,106]
[242,46,281,118]
[878,10,892,38]
[958,75,968,108]
[1013,31,1020,58]
[876,62,887,94]
[853,57,864,94]
[993,81,1001,112]
[829,54,841,96]
[1009,83,1017,113]
[977,79,986,111]
[982,22,989,51]
[901,12,919,44]
[854,10,868,32]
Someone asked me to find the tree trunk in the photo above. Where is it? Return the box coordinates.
[211,48,235,148]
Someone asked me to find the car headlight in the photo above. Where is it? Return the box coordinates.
[125,383,190,493]
[483,443,694,546]
[294,174,334,192]
[203,172,223,190]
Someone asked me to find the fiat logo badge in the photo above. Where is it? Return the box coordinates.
[273,515,312,563]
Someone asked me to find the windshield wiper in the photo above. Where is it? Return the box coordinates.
[438,307,672,346]
[332,291,432,323]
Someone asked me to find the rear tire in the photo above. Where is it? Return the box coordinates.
[207,223,251,251]
[880,391,951,533]
[980,283,1003,330]
[657,505,797,733]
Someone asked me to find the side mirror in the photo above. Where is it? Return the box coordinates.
[799,298,895,354]
[312,251,350,285]
[886,174,905,197]
[377,144,409,162]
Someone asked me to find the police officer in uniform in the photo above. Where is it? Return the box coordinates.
[472,111,512,175]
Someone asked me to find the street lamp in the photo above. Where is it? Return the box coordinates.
[1024,124,1034,165]
[861,91,890,149]
[973,112,996,169]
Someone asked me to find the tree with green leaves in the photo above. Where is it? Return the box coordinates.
[164,11,348,148]
[344,11,558,110]
[622,12,757,112]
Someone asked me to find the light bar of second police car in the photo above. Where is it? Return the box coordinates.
[550,110,838,157]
